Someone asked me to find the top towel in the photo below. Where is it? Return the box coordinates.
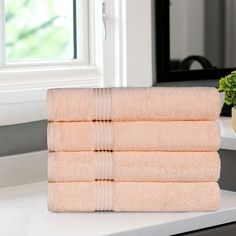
[47,87,221,121]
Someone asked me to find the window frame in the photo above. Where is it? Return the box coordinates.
[0,0,102,91]
[0,0,103,125]
[0,0,90,66]
[0,0,153,125]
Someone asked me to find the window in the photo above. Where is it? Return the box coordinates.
[0,0,91,67]
[0,0,103,125]
[0,0,153,125]
[5,0,74,62]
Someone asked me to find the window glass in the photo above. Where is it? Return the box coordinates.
[5,0,74,62]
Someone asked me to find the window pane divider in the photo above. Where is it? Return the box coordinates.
[0,0,6,65]
[73,0,78,59]
[76,0,90,64]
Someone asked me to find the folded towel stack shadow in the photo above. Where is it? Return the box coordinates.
[47,87,221,212]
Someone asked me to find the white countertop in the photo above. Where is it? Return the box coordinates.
[220,117,236,151]
[1,182,236,236]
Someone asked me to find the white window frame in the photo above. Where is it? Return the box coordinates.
[0,0,90,65]
[0,0,100,81]
[0,0,104,125]
[0,0,153,125]
[102,0,153,88]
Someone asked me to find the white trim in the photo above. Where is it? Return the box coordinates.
[113,0,127,87]
[101,0,133,88]
[0,69,100,125]
[91,0,103,68]
[102,0,116,87]
[102,0,153,88]
[76,0,90,64]
[2,0,89,65]
[0,101,47,125]
[0,0,98,70]
[0,151,47,188]
[0,0,5,64]
[0,66,100,91]
[125,0,153,87]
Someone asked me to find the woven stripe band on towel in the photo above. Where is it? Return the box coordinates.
[95,152,114,180]
[93,88,114,209]
[94,122,113,151]
[93,88,112,121]
[95,181,113,211]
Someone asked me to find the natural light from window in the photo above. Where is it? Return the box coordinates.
[5,0,75,62]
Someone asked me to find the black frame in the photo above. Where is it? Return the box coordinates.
[154,0,236,83]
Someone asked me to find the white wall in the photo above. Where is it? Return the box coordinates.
[124,0,153,87]
[103,0,153,87]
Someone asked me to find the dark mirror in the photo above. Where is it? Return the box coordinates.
[154,0,236,83]
[170,0,236,71]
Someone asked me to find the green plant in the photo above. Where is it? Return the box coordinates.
[218,71,236,108]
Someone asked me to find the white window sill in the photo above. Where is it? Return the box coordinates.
[0,66,102,125]
[0,182,236,236]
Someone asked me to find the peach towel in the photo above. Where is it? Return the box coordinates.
[48,151,220,182]
[47,87,221,121]
[47,121,220,151]
[48,182,220,212]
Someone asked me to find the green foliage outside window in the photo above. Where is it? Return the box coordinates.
[5,0,73,61]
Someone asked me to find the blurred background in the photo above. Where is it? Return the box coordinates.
[5,0,74,62]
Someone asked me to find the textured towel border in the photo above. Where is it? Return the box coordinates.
[95,151,114,180]
[93,122,114,151]
[95,181,113,211]
[93,88,112,121]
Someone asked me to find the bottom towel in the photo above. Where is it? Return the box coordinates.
[48,182,220,212]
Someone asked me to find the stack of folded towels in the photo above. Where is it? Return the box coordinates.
[47,87,221,212]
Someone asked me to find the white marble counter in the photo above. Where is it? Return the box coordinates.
[1,182,236,236]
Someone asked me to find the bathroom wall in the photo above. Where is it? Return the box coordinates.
[219,149,236,191]
[0,121,47,157]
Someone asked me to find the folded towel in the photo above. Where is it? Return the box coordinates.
[48,151,220,182]
[47,87,221,121]
[48,182,220,212]
[47,121,220,151]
